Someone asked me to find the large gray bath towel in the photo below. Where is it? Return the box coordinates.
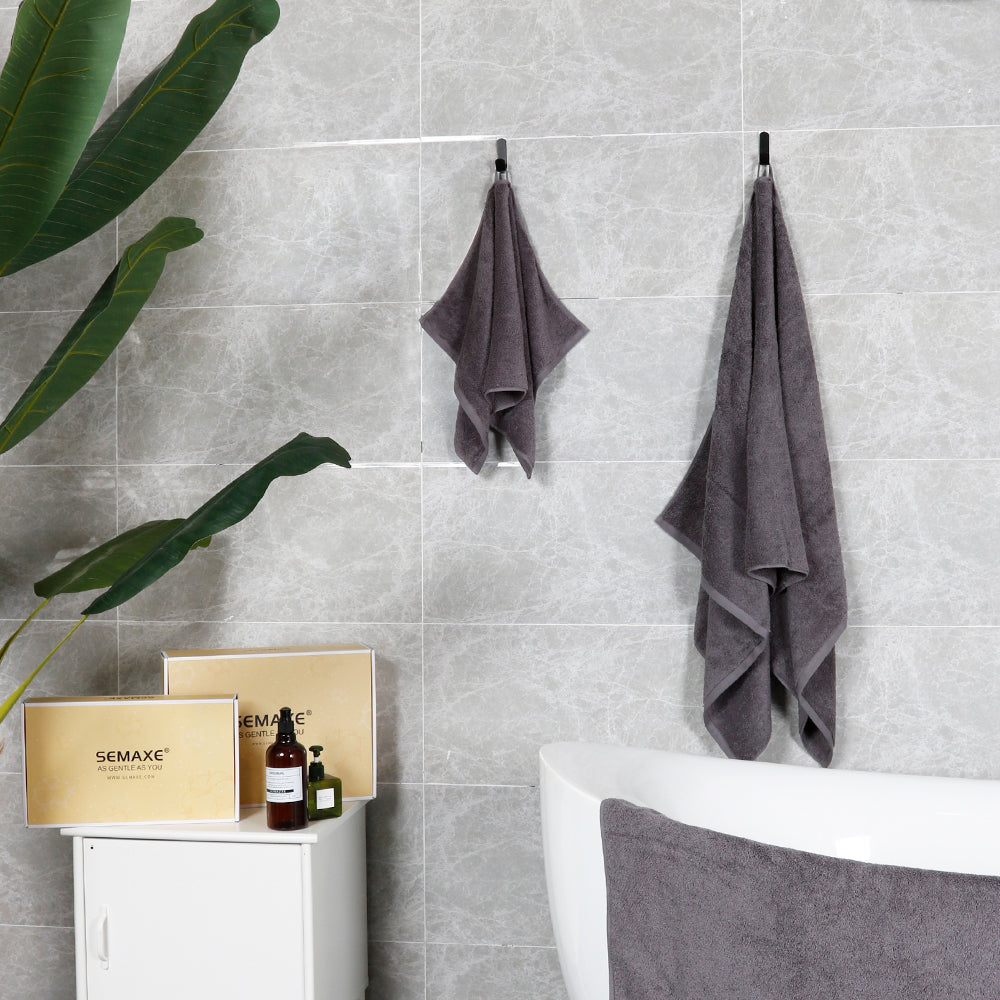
[657,176,847,766]
[420,178,587,477]
[601,797,1000,1000]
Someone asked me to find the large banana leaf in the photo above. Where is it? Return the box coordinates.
[0,218,202,456]
[3,0,280,275]
[82,433,351,616]
[0,0,129,271]
[34,519,211,598]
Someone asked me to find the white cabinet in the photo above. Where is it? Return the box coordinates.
[62,803,368,1000]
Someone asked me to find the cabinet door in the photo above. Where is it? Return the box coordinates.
[82,837,306,1000]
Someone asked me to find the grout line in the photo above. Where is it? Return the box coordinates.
[9,457,1000,472]
[425,942,559,951]
[422,781,540,790]
[0,923,74,932]
[370,938,559,950]
[4,620,998,630]
[739,0,749,225]
[10,284,1000,321]
[739,0,745,151]
[186,129,734,156]
[183,121,1000,158]
[418,5,430,996]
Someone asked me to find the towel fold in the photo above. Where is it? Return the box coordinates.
[657,176,847,766]
[420,177,588,477]
[601,797,1000,1000]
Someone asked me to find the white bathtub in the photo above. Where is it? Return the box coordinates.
[539,741,1000,1000]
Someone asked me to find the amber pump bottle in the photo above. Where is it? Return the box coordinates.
[265,707,307,830]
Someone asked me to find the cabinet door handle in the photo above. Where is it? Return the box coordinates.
[96,905,110,970]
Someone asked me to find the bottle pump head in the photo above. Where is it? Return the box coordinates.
[308,745,325,781]
[277,706,295,735]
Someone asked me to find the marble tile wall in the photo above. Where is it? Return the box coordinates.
[2,0,1000,997]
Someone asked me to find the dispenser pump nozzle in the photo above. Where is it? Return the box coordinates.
[277,706,295,735]
[308,744,325,781]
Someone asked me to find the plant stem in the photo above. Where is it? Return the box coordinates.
[0,612,87,725]
[0,597,50,665]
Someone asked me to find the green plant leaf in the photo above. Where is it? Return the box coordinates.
[34,519,211,598]
[82,432,351,616]
[0,0,129,271]
[0,218,203,456]
[3,0,280,275]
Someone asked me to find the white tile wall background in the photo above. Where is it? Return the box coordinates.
[2,1,1000,997]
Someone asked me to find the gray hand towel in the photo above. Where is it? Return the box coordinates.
[601,797,1000,1000]
[656,176,847,766]
[420,178,587,477]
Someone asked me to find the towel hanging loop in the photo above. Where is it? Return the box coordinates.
[757,132,771,177]
[495,137,508,177]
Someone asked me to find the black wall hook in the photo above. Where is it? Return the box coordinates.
[758,132,769,167]
[495,138,508,175]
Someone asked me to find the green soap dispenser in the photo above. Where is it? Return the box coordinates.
[307,745,343,820]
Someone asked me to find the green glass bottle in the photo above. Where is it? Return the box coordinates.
[307,745,342,820]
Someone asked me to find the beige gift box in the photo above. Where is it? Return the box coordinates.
[22,695,239,827]
[162,645,375,806]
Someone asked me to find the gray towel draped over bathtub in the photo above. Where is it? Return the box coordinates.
[420,177,588,478]
[600,797,1000,1000]
[657,175,847,767]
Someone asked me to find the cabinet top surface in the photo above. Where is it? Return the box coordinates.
[59,801,364,844]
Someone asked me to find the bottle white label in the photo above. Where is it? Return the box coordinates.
[316,786,337,810]
[266,766,303,802]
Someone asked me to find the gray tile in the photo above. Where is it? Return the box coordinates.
[0,621,117,778]
[421,135,743,302]
[422,623,1000,781]
[422,463,696,625]
[836,460,1000,627]
[425,288,979,470]
[116,464,421,623]
[119,143,420,308]
[426,943,568,1000]
[0,924,75,1000]
[0,310,116,467]
[760,627,1000,778]
[366,784,425,944]
[810,293,1000,461]
[118,303,422,466]
[0,467,117,621]
[0,227,119,316]
[120,0,420,149]
[422,0,740,137]
[758,128,1000,295]
[423,296,726,464]
[425,784,552,947]
[744,0,1000,130]
[0,774,74,926]
[118,622,423,785]
[424,625,710,786]
[368,940,426,1000]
